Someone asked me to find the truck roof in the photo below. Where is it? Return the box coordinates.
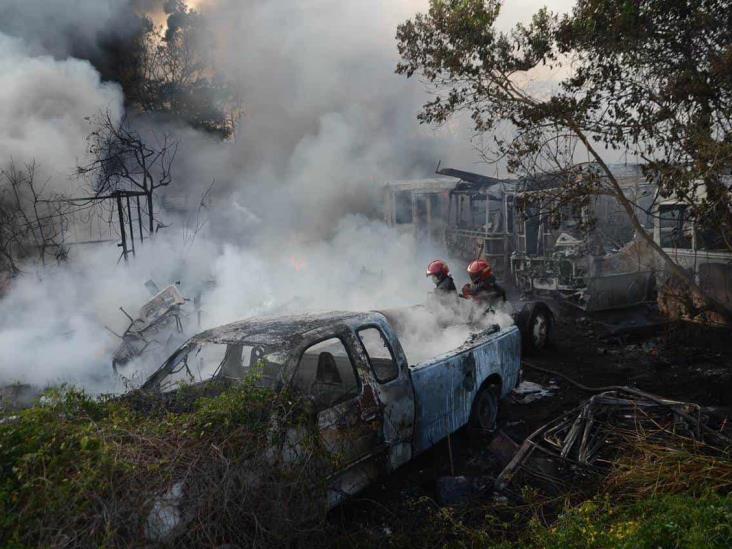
[191,311,381,346]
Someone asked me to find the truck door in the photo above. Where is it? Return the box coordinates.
[354,322,416,472]
[295,332,386,506]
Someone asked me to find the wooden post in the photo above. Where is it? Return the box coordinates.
[116,192,128,263]
[136,195,144,243]
[444,414,455,476]
[147,191,154,234]
[126,194,135,256]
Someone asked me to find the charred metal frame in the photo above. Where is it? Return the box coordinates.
[445,180,517,278]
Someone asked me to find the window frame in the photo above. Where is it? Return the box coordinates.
[295,334,362,410]
[429,193,443,220]
[659,204,692,249]
[356,325,400,384]
[394,191,414,225]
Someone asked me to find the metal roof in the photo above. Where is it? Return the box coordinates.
[383,177,456,192]
[436,167,507,187]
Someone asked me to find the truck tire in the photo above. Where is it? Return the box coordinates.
[469,383,499,432]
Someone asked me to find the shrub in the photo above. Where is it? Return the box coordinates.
[524,493,732,548]
[0,380,328,547]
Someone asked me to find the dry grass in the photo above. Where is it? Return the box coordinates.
[606,435,732,499]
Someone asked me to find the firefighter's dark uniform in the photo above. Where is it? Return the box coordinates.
[463,275,506,304]
[435,275,457,294]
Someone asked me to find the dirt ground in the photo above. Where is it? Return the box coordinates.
[325,307,732,541]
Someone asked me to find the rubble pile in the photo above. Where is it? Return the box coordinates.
[495,388,731,498]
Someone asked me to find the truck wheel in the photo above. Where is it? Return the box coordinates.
[469,384,499,433]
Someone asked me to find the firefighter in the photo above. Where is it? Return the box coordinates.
[462,259,507,304]
[426,259,457,295]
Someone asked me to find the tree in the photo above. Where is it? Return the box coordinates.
[0,161,69,274]
[78,112,178,235]
[133,0,241,138]
[556,0,732,250]
[396,0,732,318]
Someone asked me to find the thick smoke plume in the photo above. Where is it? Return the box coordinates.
[0,0,545,391]
[0,32,123,194]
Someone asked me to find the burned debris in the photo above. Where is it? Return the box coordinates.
[496,388,731,499]
[2,0,732,545]
[111,282,196,379]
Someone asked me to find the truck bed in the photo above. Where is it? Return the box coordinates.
[408,325,521,455]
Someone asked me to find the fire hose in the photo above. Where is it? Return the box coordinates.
[521,360,625,393]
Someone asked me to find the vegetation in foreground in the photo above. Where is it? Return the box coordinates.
[1,380,731,548]
[0,381,326,548]
[328,491,732,549]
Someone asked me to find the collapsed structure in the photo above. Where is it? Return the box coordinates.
[384,165,732,314]
[654,185,732,322]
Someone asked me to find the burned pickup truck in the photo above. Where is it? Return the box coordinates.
[142,309,521,509]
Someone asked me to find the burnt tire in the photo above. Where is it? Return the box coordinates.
[469,383,499,433]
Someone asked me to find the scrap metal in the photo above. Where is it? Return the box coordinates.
[495,387,731,496]
[112,284,192,373]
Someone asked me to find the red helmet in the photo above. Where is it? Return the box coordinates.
[467,259,493,282]
[426,259,450,278]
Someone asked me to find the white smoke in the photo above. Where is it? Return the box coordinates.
[383,297,517,366]
[177,0,479,240]
[0,231,216,390]
[0,217,457,389]
[2,0,573,392]
[201,215,442,327]
[0,32,123,194]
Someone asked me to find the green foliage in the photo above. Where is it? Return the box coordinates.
[0,388,135,546]
[3,381,730,547]
[524,493,732,548]
[397,0,732,253]
[396,0,561,129]
[321,490,732,548]
[559,0,732,245]
[0,381,324,547]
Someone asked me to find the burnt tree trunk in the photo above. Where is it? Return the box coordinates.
[147,191,154,234]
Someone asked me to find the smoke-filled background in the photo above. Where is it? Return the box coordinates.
[0,0,569,391]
